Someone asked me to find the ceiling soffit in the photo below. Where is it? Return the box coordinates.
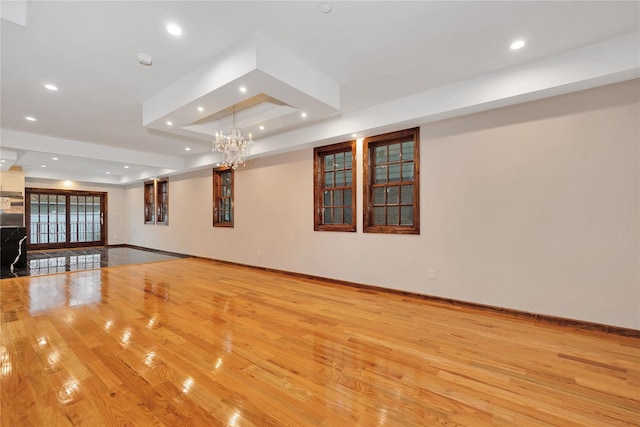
[143,34,341,141]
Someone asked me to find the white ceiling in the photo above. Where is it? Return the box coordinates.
[1,1,638,185]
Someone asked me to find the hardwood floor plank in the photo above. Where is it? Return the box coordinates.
[1,258,639,426]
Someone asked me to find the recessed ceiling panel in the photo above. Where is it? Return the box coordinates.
[143,34,341,143]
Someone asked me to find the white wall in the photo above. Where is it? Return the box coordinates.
[125,80,639,329]
[26,178,127,245]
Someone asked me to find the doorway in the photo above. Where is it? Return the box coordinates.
[26,189,107,250]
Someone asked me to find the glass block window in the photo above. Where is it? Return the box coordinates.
[314,140,356,232]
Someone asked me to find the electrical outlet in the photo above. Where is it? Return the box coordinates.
[428,269,437,280]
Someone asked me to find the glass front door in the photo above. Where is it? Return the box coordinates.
[26,189,106,249]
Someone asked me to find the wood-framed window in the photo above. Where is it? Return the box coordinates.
[156,178,169,225]
[314,140,356,232]
[363,127,420,234]
[143,180,155,224]
[144,178,169,225]
[213,167,234,227]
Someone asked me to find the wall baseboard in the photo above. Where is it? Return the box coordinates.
[118,244,640,338]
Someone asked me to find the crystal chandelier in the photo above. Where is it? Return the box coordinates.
[212,106,254,169]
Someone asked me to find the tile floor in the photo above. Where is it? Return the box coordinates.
[0,246,188,279]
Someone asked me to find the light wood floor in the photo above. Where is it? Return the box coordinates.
[1,258,638,426]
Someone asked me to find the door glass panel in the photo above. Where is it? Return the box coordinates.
[28,191,104,248]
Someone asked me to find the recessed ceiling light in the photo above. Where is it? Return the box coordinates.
[166,23,182,36]
[239,86,247,93]
[197,106,204,112]
[25,116,36,121]
[510,40,526,50]
[319,3,332,14]
[259,125,265,130]
[44,84,58,91]
[106,171,111,174]
[0,160,5,163]
[352,133,357,137]
[185,147,191,151]
[124,165,129,169]
[166,121,173,126]
[40,164,46,168]
[52,157,59,160]
[301,112,307,118]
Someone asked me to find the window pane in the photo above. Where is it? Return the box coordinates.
[388,143,401,162]
[335,170,345,187]
[344,208,353,224]
[375,146,387,165]
[375,166,387,184]
[387,186,399,204]
[373,187,385,205]
[345,169,352,186]
[323,190,332,207]
[401,185,413,204]
[387,206,399,225]
[324,154,334,170]
[373,207,385,225]
[325,171,334,187]
[334,152,344,169]
[402,162,414,181]
[323,208,333,224]
[344,189,352,205]
[333,207,343,224]
[400,206,413,225]
[402,141,414,160]
[388,164,401,182]
[345,151,352,166]
[334,190,343,206]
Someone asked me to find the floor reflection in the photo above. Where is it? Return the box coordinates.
[28,271,103,314]
[1,246,188,279]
